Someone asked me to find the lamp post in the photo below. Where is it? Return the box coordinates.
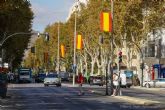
[0,32,38,68]
[57,22,60,75]
[109,0,114,95]
[0,32,49,69]
[73,0,79,86]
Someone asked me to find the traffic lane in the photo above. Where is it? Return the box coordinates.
[0,84,159,110]
[1,86,121,110]
[1,86,124,110]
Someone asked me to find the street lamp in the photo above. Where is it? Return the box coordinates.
[57,22,60,75]
[0,32,49,69]
[73,0,79,86]
[0,32,38,67]
[110,0,114,96]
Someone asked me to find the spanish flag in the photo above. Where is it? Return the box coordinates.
[60,44,65,58]
[76,34,82,49]
[100,12,112,32]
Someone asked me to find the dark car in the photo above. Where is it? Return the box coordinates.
[35,73,46,83]
[89,75,104,86]
[0,72,8,98]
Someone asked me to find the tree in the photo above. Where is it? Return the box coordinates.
[0,0,33,69]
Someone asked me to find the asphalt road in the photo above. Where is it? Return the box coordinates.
[0,83,164,110]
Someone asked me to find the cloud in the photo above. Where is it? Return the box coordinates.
[29,0,74,32]
[67,0,88,21]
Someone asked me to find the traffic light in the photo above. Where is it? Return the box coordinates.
[140,63,144,69]
[118,51,122,63]
[31,47,35,53]
[45,33,49,41]
[99,35,103,44]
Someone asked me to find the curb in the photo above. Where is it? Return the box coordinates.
[89,90,163,105]
[111,96,162,106]
[131,86,165,91]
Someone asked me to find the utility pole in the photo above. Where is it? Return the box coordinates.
[110,0,114,95]
[57,22,60,75]
[73,0,79,86]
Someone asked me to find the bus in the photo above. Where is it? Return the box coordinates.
[18,68,32,83]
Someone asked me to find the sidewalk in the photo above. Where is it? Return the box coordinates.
[62,83,165,106]
[111,96,162,105]
[131,86,165,91]
[88,86,165,106]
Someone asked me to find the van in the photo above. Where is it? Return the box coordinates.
[124,70,133,88]
[120,72,127,88]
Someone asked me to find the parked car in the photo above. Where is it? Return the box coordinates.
[44,73,61,87]
[124,70,133,88]
[143,78,165,88]
[35,73,46,83]
[59,71,70,82]
[0,72,8,98]
[89,75,104,86]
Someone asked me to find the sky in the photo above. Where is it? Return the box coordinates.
[29,0,75,32]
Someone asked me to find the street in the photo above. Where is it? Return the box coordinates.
[0,83,164,110]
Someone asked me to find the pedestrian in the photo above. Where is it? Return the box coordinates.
[111,73,119,96]
[78,72,84,95]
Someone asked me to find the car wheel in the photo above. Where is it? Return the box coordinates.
[56,84,61,87]
[100,84,103,86]
[44,84,48,87]
[1,93,6,98]
[145,83,150,88]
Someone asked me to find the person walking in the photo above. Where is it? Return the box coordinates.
[77,72,84,95]
[111,73,119,96]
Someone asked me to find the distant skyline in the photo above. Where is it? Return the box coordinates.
[29,0,75,32]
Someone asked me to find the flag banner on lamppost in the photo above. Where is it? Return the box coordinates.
[100,12,112,32]
[76,34,83,49]
[60,44,65,58]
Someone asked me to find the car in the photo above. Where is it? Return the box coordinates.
[89,75,104,86]
[35,73,46,83]
[59,71,70,82]
[44,73,61,87]
[143,78,165,88]
[0,72,8,98]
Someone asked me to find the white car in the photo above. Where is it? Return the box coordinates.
[143,78,165,88]
[44,73,61,87]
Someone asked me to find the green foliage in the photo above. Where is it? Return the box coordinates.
[0,0,33,69]
[25,0,165,71]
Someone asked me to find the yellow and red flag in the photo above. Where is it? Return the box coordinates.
[100,12,112,32]
[76,34,83,49]
[60,44,65,58]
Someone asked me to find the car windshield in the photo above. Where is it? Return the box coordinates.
[95,77,101,79]
[46,74,58,78]
[20,72,29,75]
[38,73,46,78]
